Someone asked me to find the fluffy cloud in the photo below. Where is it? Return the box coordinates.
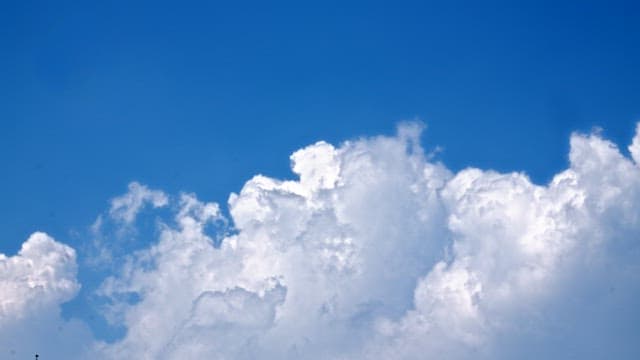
[365,129,640,359]
[0,232,78,322]
[0,232,92,359]
[3,123,640,359]
[90,123,640,359]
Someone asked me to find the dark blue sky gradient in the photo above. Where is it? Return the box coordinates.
[1,0,639,256]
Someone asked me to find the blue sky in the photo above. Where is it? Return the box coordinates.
[1,1,640,358]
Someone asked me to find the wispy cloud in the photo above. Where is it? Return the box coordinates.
[109,182,168,224]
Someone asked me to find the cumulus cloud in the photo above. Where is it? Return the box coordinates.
[3,123,640,359]
[94,127,450,359]
[0,232,92,359]
[364,129,640,359]
[0,232,78,321]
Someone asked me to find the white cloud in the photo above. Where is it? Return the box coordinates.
[109,182,168,224]
[4,123,640,359]
[630,123,640,166]
[91,123,640,359]
[0,232,78,322]
[87,182,170,267]
[0,232,92,359]
[94,125,451,359]
[363,129,640,359]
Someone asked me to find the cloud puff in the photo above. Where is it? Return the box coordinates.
[0,232,78,322]
[0,232,92,359]
[95,127,452,359]
[90,123,640,359]
[3,123,640,359]
[365,129,640,359]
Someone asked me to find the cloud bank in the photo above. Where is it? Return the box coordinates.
[2,123,640,359]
